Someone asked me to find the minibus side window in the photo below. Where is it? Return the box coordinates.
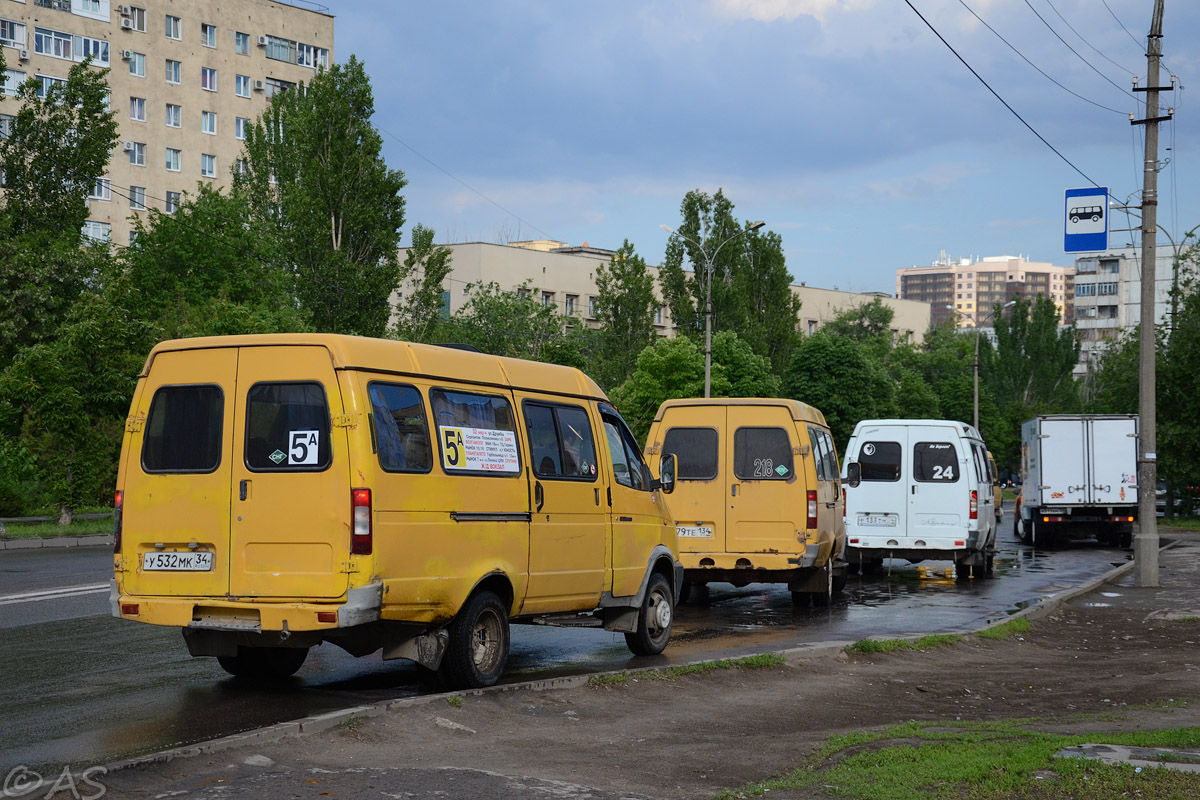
[733,427,794,481]
[601,412,650,491]
[820,430,840,479]
[431,389,521,476]
[913,441,959,482]
[142,384,223,473]
[662,427,718,481]
[524,402,597,481]
[368,382,432,473]
[858,441,901,481]
[244,382,332,472]
[807,426,828,481]
[970,443,987,483]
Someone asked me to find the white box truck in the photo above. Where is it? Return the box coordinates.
[1016,414,1138,547]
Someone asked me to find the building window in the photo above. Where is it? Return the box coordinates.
[165,191,181,214]
[654,306,664,325]
[128,52,145,77]
[264,77,293,98]
[36,75,67,99]
[165,102,180,127]
[2,69,24,97]
[88,177,110,201]
[34,27,72,59]
[541,291,554,307]
[588,296,597,318]
[129,186,146,210]
[1098,282,1118,296]
[127,141,145,166]
[165,147,180,171]
[201,110,216,134]
[200,153,215,178]
[74,35,108,65]
[263,35,294,63]
[80,1,102,14]
[0,20,27,49]
[129,96,145,121]
[82,221,111,242]
[200,23,215,48]
[564,294,577,316]
[164,59,180,84]
[165,14,180,40]
[201,66,216,91]
[297,42,315,67]
[233,158,246,176]
[316,47,329,68]
[235,31,250,55]
[129,231,138,246]
[125,7,146,32]
[235,74,251,97]
[235,116,248,140]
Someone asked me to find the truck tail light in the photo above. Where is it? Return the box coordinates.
[969,490,978,520]
[807,489,818,529]
[351,488,372,555]
[114,489,123,553]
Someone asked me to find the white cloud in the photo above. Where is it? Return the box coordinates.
[713,0,877,25]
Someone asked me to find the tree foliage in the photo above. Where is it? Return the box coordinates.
[393,223,453,343]
[437,281,565,361]
[236,56,407,336]
[592,239,658,388]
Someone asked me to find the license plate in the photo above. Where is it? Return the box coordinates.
[857,514,897,527]
[142,551,214,571]
[677,525,714,538]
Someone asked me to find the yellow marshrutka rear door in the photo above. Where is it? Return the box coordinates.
[228,345,350,599]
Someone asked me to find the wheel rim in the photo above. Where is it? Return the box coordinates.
[646,585,672,642]
[471,608,504,675]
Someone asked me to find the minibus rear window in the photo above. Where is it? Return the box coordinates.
[914,441,959,482]
[733,427,794,481]
[662,427,718,481]
[858,441,901,481]
[244,382,332,472]
[142,384,223,473]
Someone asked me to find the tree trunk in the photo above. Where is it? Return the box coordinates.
[57,506,74,526]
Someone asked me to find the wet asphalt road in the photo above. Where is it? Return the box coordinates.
[1,511,1132,773]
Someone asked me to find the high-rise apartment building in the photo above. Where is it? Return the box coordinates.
[897,253,1074,329]
[1,0,333,247]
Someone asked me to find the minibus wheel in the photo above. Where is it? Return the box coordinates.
[217,645,308,679]
[625,573,672,656]
[441,590,509,689]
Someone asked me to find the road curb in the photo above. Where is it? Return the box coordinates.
[0,534,113,550]
[99,545,1166,775]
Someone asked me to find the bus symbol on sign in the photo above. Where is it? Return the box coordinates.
[1069,206,1103,224]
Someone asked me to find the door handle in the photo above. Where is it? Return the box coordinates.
[825,501,837,508]
[594,488,600,507]
[239,479,248,501]
[731,484,738,497]
[911,485,917,495]
[535,482,544,513]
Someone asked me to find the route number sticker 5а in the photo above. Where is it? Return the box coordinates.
[440,425,520,473]
[289,430,320,465]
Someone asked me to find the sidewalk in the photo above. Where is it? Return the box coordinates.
[101,534,1200,799]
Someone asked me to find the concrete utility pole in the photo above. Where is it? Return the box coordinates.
[1133,0,1170,587]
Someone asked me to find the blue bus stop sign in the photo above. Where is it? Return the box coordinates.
[1064,187,1109,253]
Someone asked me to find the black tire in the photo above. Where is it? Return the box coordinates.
[832,568,847,594]
[217,646,309,679]
[861,559,884,576]
[624,573,673,656]
[440,590,509,689]
[985,553,995,576]
[955,563,974,582]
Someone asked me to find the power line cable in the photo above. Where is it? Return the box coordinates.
[375,125,556,243]
[903,0,1114,201]
[955,0,1126,115]
[1021,0,1136,100]
[1041,0,1136,77]
[1100,0,1176,75]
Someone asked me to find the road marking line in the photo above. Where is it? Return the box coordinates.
[0,583,109,605]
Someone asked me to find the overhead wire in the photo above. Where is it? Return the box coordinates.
[903,0,1116,203]
[955,0,1126,115]
[1040,0,1136,77]
[1100,0,1176,76]
[1020,0,1137,101]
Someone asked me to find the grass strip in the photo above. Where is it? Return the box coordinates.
[586,653,785,687]
[977,616,1032,640]
[846,634,961,655]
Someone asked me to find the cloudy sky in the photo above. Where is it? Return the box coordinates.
[318,0,1198,295]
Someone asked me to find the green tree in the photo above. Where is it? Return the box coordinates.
[236,56,407,336]
[733,228,801,373]
[0,57,119,363]
[118,185,307,338]
[438,281,565,361]
[986,296,1080,413]
[393,223,453,343]
[782,332,896,448]
[593,239,658,388]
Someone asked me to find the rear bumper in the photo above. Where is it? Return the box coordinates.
[110,579,383,632]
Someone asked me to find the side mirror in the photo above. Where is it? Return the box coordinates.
[654,453,677,494]
[846,462,861,488]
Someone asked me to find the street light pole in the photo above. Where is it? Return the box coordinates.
[661,220,765,397]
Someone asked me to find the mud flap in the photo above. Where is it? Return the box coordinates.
[383,629,449,670]
[601,607,639,633]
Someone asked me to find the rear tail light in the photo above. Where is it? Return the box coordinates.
[807,489,818,529]
[841,487,846,518]
[351,488,372,555]
[317,611,338,624]
[969,490,978,520]
[120,603,138,616]
[114,489,124,553]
